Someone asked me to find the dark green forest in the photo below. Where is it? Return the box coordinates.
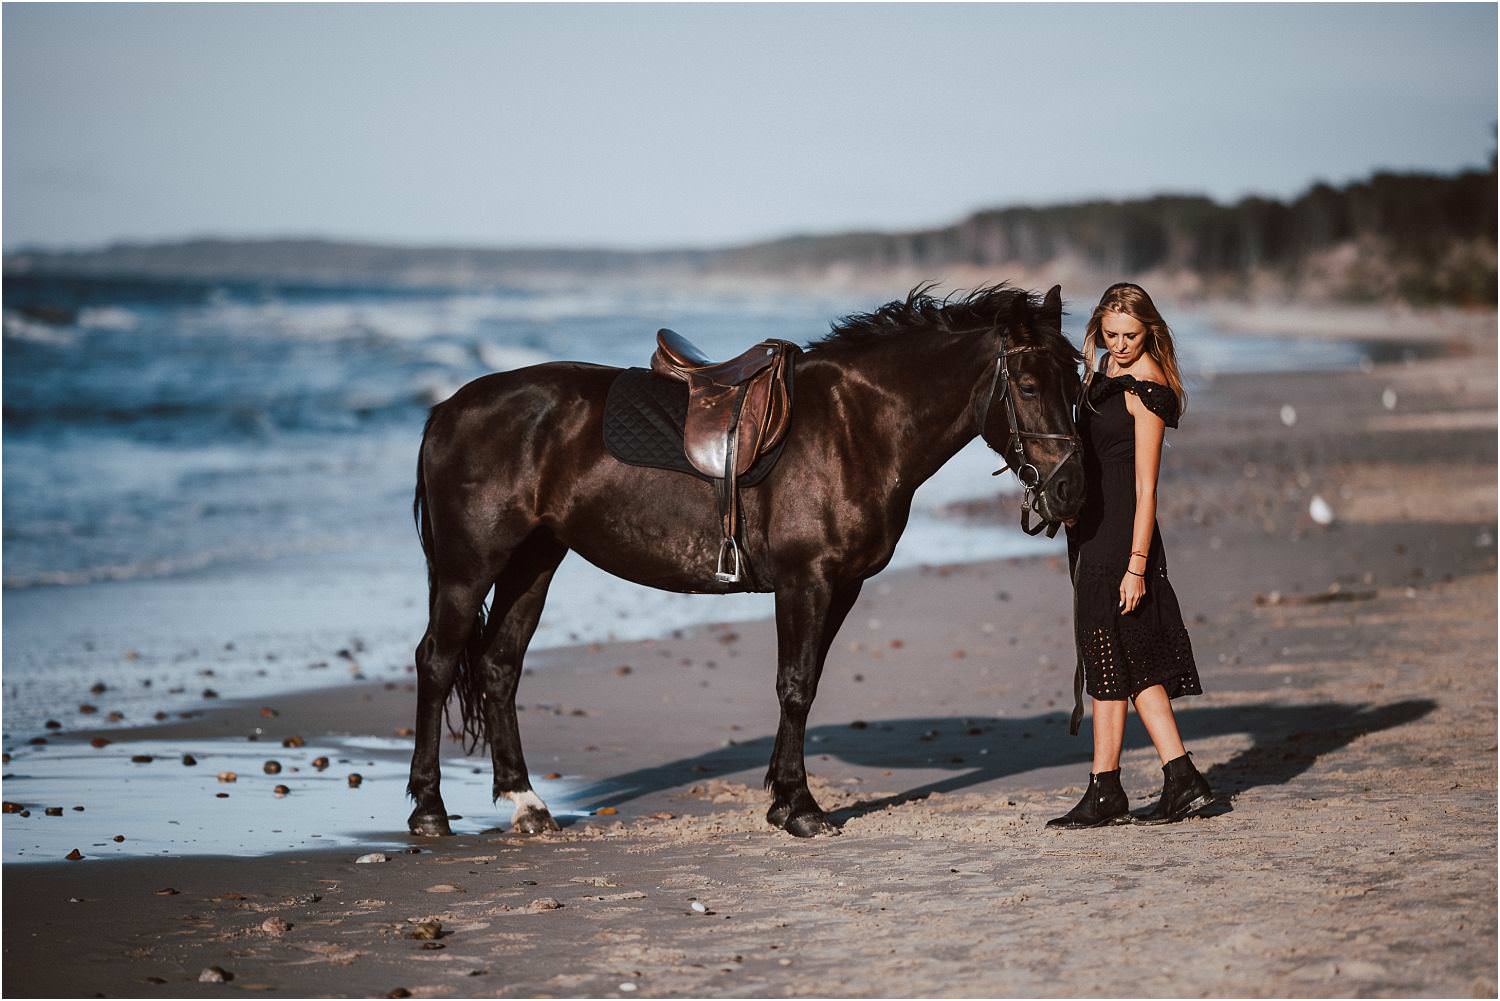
[7,160,1495,306]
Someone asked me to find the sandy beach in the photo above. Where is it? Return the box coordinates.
[3,313,1496,998]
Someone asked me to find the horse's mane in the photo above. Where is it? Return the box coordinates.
[808,282,1081,367]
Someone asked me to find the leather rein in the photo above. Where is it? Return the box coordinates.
[961,324,1082,538]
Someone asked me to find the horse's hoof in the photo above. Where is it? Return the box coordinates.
[512,808,561,835]
[766,802,793,829]
[408,811,453,837]
[784,811,839,838]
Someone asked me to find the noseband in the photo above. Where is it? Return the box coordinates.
[969,326,1082,538]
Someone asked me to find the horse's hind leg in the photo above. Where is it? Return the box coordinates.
[476,530,568,835]
[407,575,493,836]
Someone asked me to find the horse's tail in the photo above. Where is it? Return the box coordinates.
[413,406,491,755]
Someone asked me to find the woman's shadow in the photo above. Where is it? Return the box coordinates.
[568,699,1435,826]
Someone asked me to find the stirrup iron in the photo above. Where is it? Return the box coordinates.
[715,537,743,583]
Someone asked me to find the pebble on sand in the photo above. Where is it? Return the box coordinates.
[690,901,708,913]
[348,773,364,788]
[217,771,238,783]
[182,754,197,766]
[527,897,563,911]
[597,806,618,816]
[406,919,443,940]
[198,967,233,983]
[273,785,290,798]
[355,852,390,864]
[263,760,282,775]
[311,756,330,770]
[259,917,292,936]
[1309,495,1335,525]
[89,737,112,748]
[65,849,83,860]
[282,735,306,748]
[155,887,180,895]
[2,801,23,813]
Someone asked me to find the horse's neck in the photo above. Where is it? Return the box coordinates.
[825,332,995,490]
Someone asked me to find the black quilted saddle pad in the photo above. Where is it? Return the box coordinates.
[602,367,787,486]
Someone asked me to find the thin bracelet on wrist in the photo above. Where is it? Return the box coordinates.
[1125,568,1145,577]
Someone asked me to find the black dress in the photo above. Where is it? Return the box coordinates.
[1063,370,1201,735]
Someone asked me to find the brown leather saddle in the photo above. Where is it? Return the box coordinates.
[649,329,800,583]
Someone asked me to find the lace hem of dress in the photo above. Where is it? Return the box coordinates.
[1080,621,1200,701]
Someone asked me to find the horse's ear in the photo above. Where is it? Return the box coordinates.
[1041,284,1063,328]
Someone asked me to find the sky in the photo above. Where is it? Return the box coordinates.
[3,2,1495,251]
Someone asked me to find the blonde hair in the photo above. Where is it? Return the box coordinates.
[1080,282,1188,419]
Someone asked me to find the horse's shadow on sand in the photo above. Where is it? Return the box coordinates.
[566,699,1434,826]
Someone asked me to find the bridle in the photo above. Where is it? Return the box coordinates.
[964,323,1082,538]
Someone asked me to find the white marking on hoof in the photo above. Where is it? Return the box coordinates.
[507,789,556,832]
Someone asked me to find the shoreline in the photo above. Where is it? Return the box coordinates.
[3,333,1496,995]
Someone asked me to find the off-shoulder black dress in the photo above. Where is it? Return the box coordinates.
[1063,371,1201,734]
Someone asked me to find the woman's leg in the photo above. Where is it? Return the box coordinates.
[1091,698,1128,771]
[1131,684,1187,764]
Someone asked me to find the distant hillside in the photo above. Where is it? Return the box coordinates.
[6,160,1494,306]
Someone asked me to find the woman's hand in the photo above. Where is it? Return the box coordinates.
[1119,572,1145,614]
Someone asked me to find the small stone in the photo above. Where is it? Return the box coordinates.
[78,704,97,714]
[543,772,562,780]
[650,812,676,820]
[1279,404,1297,426]
[65,849,83,860]
[355,852,389,864]
[281,735,305,748]
[198,966,232,983]
[690,900,708,913]
[620,982,638,992]
[202,689,219,699]
[259,707,278,718]
[45,806,63,816]
[45,719,61,730]
[2,801,23,813]
[1309,495,1335,525]
[182,754,197,766]
[113,835,125,842]
[385,990,411,999]
[130,754,154,763]
[90,681,108,694]
[263,760,282,775]
[407,918,443,940]
[597,806,617,816]
[273,785,290,798]
[156,887,180,895]
[260,917,292,936]
[394,727,414,737]
[527,897,563,911]
[614,665,632,676]
[217,771,238,783]
[426,884,461,893]
[347,773,363,788]
[89,737,112,748]
[312,756,330,770]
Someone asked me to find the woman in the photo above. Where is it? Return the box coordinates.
[1048,282,1214,828]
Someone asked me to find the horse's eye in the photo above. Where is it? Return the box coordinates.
[1019,379,1039,398]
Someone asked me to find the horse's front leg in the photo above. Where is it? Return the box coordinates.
[765,579,863,838]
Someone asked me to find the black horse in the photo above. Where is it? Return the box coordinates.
[408,282,1084,838]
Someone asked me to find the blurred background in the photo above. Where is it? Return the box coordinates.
[3,3,1495,737]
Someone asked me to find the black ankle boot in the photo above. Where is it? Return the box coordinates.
[1046,768,1130,828]
[1133,752,1214,824]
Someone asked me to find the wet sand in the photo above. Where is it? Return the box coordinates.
[4,317,1496,997]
